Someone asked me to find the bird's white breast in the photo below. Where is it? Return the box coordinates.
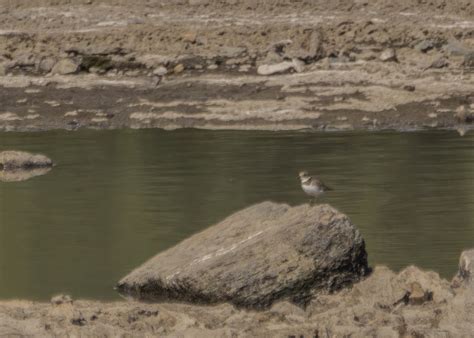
[302,184,323,197]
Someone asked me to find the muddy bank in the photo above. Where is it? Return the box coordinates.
[0,70,473,133]
[0,0,473,132]
[1,258,473,337]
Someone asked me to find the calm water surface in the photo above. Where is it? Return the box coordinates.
[0,129,473,300]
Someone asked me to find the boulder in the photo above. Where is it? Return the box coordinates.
[0,151,53,171]
[51,58,80,75]
[117,202,369,309]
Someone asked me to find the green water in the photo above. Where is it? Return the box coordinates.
[0,129,473,300]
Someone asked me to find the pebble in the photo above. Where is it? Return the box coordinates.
[379,49,397,62]
[181,31,197,43]
[174,64,185,74]
[153,66,168,76]
[238,64,251,72]
[51,59,80,75]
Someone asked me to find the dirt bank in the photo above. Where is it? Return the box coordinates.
[0,0,473,132]
[1,261,473,337]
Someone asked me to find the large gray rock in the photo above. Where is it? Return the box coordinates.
[117,202,369,309]
[0,151,53,171]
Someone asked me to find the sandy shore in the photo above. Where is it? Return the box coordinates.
[1,264,473,337]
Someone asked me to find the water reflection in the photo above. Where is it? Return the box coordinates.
[0,167,52,182]
[0,129,473,300]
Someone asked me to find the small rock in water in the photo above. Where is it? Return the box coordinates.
[0,151,53,171]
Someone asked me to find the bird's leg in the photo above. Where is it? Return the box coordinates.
[309,198,316,206]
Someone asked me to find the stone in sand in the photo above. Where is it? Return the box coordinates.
[51,58,80,75]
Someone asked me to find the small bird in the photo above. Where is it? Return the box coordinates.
[299,171,332,202]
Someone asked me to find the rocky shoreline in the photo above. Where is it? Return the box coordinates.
[0,0,473,132]
[0,202,473,336]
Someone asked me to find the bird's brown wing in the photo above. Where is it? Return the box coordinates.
[314,178,333,191]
